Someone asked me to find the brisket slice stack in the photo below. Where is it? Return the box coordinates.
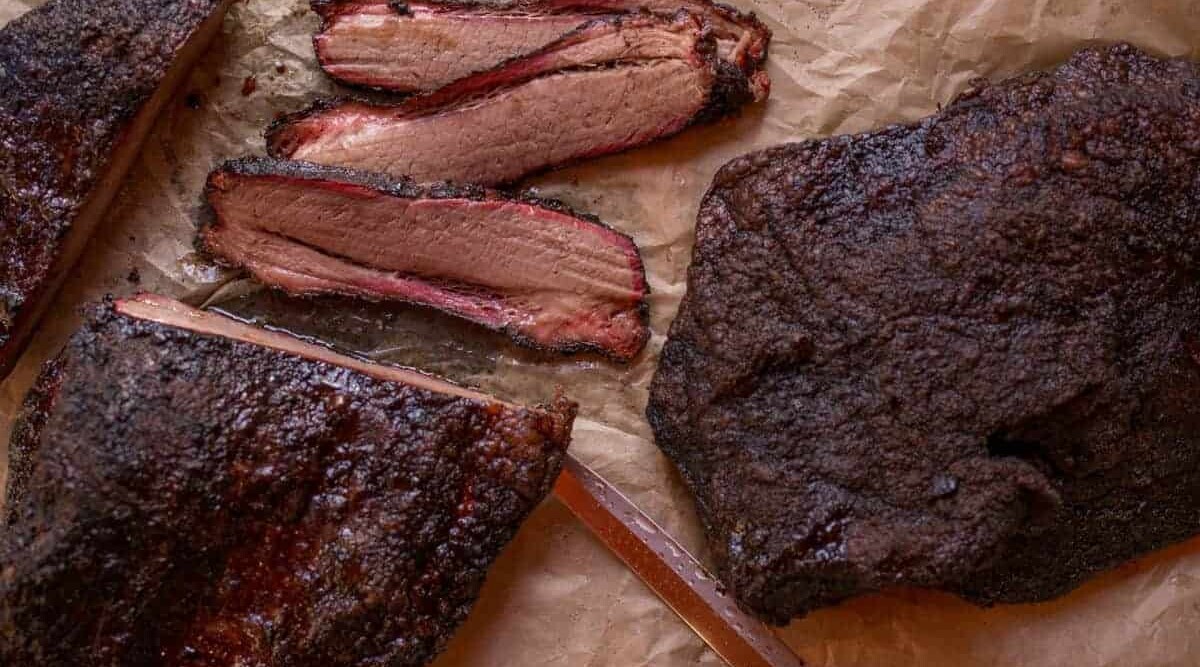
[1,295,575,665]
[648,43,1200,623]
[0,0,232,379]
[269,11,765,186]
[215,1,774,358]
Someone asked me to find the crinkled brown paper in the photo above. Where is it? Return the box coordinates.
[3,0,1200,664]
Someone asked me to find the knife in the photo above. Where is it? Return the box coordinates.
[554,454,804,667]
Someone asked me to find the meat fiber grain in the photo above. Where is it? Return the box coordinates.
[312,0,770,98]
[270,14,755,186]
[202,158,650,361]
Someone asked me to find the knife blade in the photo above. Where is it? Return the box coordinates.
[553,454,804,667]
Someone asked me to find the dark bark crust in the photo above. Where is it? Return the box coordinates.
[0,0,226,375]
[648,43,1200,624]
[1,303,575,665]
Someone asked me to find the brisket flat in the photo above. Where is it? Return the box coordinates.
[202,158,650,361]
[1,294,575,665]
[312,0,771,99]
[647,43,1200,624]
[0,0,232,379]
[268,14,755,186]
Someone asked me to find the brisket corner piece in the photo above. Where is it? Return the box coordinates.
[268,13,757,186]
[311,0,771,99]
[0,0,232,380]
[1,294,576,666]
[202,158,650,362]
[647,43,1200,624]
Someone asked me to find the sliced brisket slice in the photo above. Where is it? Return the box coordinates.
[647,43,1200,623]
[268,14,754,186]
[1,294,576,666]
[312,0,771,98]
[313,0,585,93]
[0,0,232,380]
[202,158,651,362]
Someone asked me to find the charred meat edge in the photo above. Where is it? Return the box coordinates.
[0,0,234,379]
[310,0,771,98]
[268,13,753,186]
[200,158,652,362]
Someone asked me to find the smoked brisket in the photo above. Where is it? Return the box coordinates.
[1,294,575,665]
[0,0,232,378]
[648,44,1200,623]
[268,14,756,186]
[312,0,771,98]
[202,158,650,361]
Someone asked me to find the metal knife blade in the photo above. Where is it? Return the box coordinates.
[553,454,804,667]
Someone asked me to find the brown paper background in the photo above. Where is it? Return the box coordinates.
[3,1,1200,665]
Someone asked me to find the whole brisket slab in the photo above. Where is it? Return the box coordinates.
[1,295,575,665]
[647,43,1200,624]
[0,0,232,379]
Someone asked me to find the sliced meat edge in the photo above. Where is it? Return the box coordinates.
[312,0,770,97]
[270,14,753,186]
[201,158,651,362]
